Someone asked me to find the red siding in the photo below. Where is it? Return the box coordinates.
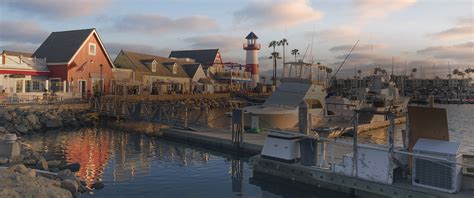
[48,64,68,80]
[66,33,113,94]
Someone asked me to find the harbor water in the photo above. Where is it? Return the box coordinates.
[23,104,473,197]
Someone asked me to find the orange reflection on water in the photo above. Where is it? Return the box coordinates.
[65,128,110,188]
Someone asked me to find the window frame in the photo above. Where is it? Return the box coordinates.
[88,43,97,55]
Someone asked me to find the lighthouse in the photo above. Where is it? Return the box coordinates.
[243,32,261,86]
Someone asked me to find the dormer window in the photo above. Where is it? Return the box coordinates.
[152,61,157,72]
[173,63,177,74]
[89,43,96,55]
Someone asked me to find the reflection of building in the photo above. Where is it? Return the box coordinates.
[65,128,110,187]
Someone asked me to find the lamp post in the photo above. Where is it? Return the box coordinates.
[99,64,103,97]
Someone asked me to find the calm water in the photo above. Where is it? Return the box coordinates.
[24,128,350,198]
[23,104,473,197]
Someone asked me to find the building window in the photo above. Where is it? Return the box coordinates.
[25,80,31,92]
[32,81,40,91]
[152,62,157,72]
[50,78,62,92]
[16,80,23,93]
[173,63,177,74]
[89,43,96,55]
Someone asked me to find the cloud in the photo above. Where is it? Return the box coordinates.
[113,14,218,34]
[0,43,38,53]
[354,0,416,23]
[0,20,48,43]
[306,26,360,43]
[417,42,474,62]
[184,35,242,51]
[234,0,323,28]
[429,16,473,41]
[105,42,171,59]
[3,0,111,18]
[183,35,245,63]
[329,43,387,52]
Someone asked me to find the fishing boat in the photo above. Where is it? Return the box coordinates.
[242,60,327,130]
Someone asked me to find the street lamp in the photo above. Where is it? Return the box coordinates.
[99,64,103,97]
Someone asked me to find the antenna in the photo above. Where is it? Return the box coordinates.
[329,40,360,87]
[391,56,394,80]
[310,25,316,64]
[302,44,310,61]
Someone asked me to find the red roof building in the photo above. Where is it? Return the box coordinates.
[33,28,114,97]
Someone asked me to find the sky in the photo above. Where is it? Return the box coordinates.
[0,0,473,78]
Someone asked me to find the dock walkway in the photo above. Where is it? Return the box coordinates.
[161,126,265,155]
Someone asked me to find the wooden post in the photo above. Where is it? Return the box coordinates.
[353,111,359,177]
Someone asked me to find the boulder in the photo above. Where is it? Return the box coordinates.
[25,169,36,178]
[91,181,104,190]
[0,126,8,134]
[4,113,12,121]
[60,179,79,194]
[57,169,76,181]
[15,124,29,133]
[10,164,28,174]
[67,163,81,172]
[47,160,61,168]
[26,114,38,125]
[23,159,36,165]
[36,158,49,170]
[46,119,61,128]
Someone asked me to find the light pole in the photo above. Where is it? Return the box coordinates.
[99,64,103,97]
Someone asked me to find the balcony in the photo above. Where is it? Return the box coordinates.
[243,43,261,50]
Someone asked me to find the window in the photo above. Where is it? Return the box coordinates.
[50,79,62,92]
[89,43,96,55]
[152,61,157,72]
[25,80,31,92]
[16,80,23,93]
[32,81,40,91]
[173,63,177,74]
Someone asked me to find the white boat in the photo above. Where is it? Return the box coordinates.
[243,61,327,130]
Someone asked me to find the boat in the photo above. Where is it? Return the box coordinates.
[242,61,327,130]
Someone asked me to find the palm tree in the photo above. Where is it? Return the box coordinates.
[465,67,472,78]
[326,67,333,85]
[268,41,280,86]
[291,49,299,62]
[447,74,452,79]
[411,68,417,79]
[279,38,288,64]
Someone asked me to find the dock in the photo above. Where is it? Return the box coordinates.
[157,126,473,198]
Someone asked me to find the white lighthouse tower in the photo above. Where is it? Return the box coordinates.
[243,32,261,86]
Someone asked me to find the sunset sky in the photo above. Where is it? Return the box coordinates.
[1,0,472,77]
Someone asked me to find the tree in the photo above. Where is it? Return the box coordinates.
[357,69,362,77]
[411,68,417,79]
[278,38,288,64]
[261,76,266,84]
[465,67,472,78]
[268,41,280,87]
[291,49,300,62]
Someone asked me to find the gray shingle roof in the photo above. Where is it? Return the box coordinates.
[114,50,190,78]
[169,49,218,67]
[33,28,95,63]
[245,32,258,39]
[2,50,33,57]
[181,63,201,77]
